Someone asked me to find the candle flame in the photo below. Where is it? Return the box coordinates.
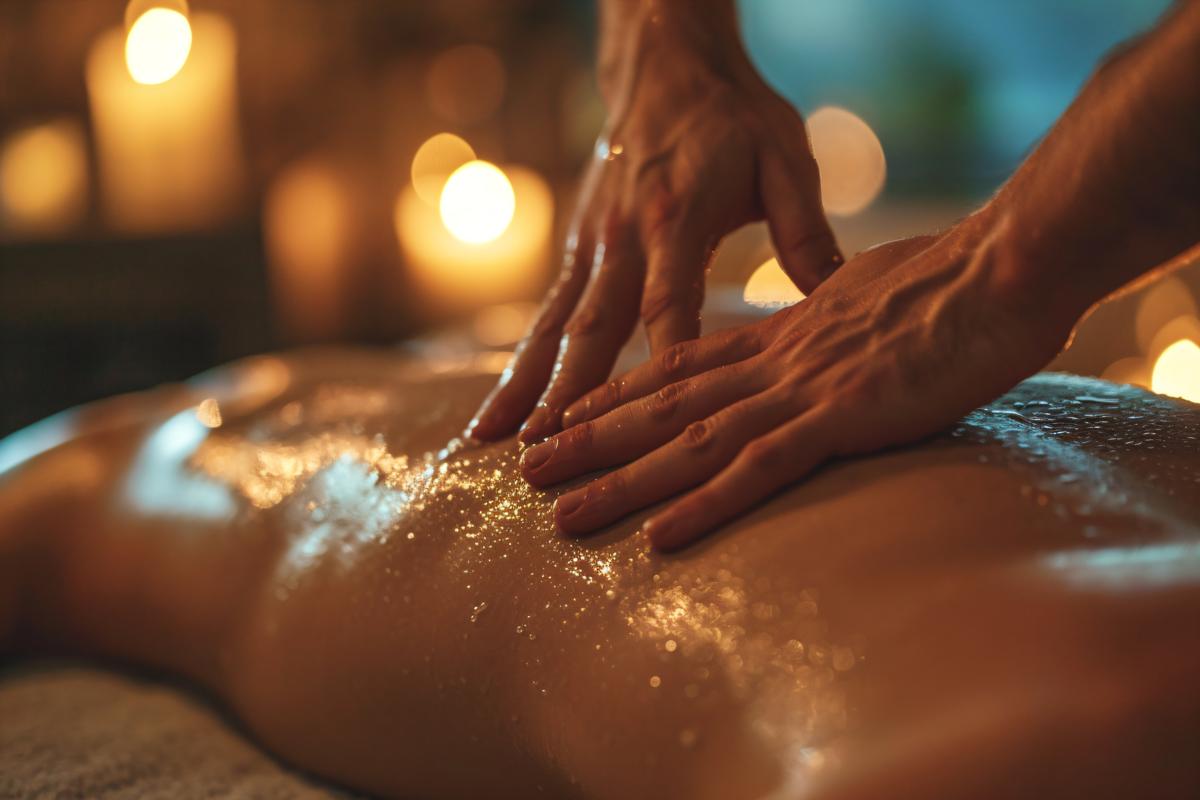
[1151,338,1200,403]
[125,8,192,85]
[439,160,515,245]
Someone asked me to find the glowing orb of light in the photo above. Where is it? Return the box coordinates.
[411,133,475,207]
[807,106,886,217]
[743,257,806,308]
[1135,276,1197,352]
[0,120,88,233]
[125,8,193,85]
[439,160,515,244]
[1151,338,1200,403]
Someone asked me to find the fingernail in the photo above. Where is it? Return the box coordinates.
[520,438,557,473]
[555,487,589,519]
[519,407,557,445]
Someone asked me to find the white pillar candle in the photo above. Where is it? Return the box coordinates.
[86,11,243,233]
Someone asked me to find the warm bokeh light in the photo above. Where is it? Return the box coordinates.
[439,160,515,244]
[426,45,507,125]
[1100,356,1150,389]
[264,159,354,339]
[88,12,242,232]
[473,302,538,347]
[1151,339,1200,403]
[807,106,886,217]
[395,165,553,310]
[125,7,193,85]
[0,120,88,234]
[743,257,806,308]
[411,133,475,207]
[1134,276,1197,352]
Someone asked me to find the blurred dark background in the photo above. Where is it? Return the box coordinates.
[1,0,1196,437]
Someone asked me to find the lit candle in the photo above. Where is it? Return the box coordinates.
[86,10,243,233]
[394,163,554,312]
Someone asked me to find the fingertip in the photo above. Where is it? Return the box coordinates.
[518,406,562,445]
[643,515,698,552]
[553,487,592,537]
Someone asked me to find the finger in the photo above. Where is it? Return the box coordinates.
[517,231,644,445]
[551,389,795,537]
[759,147,843,294]
[561,323,764,428]
[522,356,769,487]
[640,227,709,354]
[643,405,836,551]
[466,233,593,440]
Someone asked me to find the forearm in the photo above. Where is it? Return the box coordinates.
[992,0,1200,320]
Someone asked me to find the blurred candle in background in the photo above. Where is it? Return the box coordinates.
[0,118,88,236]
[264,158,357,341]
[86,8,243,233]
[395,160,553,312]
[807,106,887,217]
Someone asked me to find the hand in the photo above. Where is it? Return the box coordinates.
[466,13,842,444]
[517,215,1074,550]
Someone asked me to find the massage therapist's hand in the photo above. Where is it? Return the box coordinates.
[466,0,842,444]
[518,217,1076,549]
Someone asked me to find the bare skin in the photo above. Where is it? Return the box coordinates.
[1,346,1198,799]
[467,0,842,444]
[525,1,1200,548]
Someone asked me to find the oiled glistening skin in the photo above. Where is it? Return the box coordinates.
[2,348,1198,799]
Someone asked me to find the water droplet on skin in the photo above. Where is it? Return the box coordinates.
[470,600,488,623]
[664,639,677,653]
[649,675,662,688]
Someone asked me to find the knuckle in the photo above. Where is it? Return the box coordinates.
[658,343,691,381]
[679,418,716,451]
[739,439,782,473]
[597,379,623,411]
[648,381,686,419]
[561,420,594,449]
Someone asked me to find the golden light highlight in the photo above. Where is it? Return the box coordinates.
[411,133,475,207]
[264,159,355,339]
[0,120,88,234]
[1151,339,1200,403]
[807,106,886,217]
[439,160,515,245]
[395,165,553,310]
[125,7,193,85]
[743,257,806,308]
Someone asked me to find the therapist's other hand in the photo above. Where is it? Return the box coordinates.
[466,15,841,444]
[518,218,1072,550]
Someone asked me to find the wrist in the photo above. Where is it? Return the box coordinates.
[598,0,756,107]
[975,204,1097,353]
